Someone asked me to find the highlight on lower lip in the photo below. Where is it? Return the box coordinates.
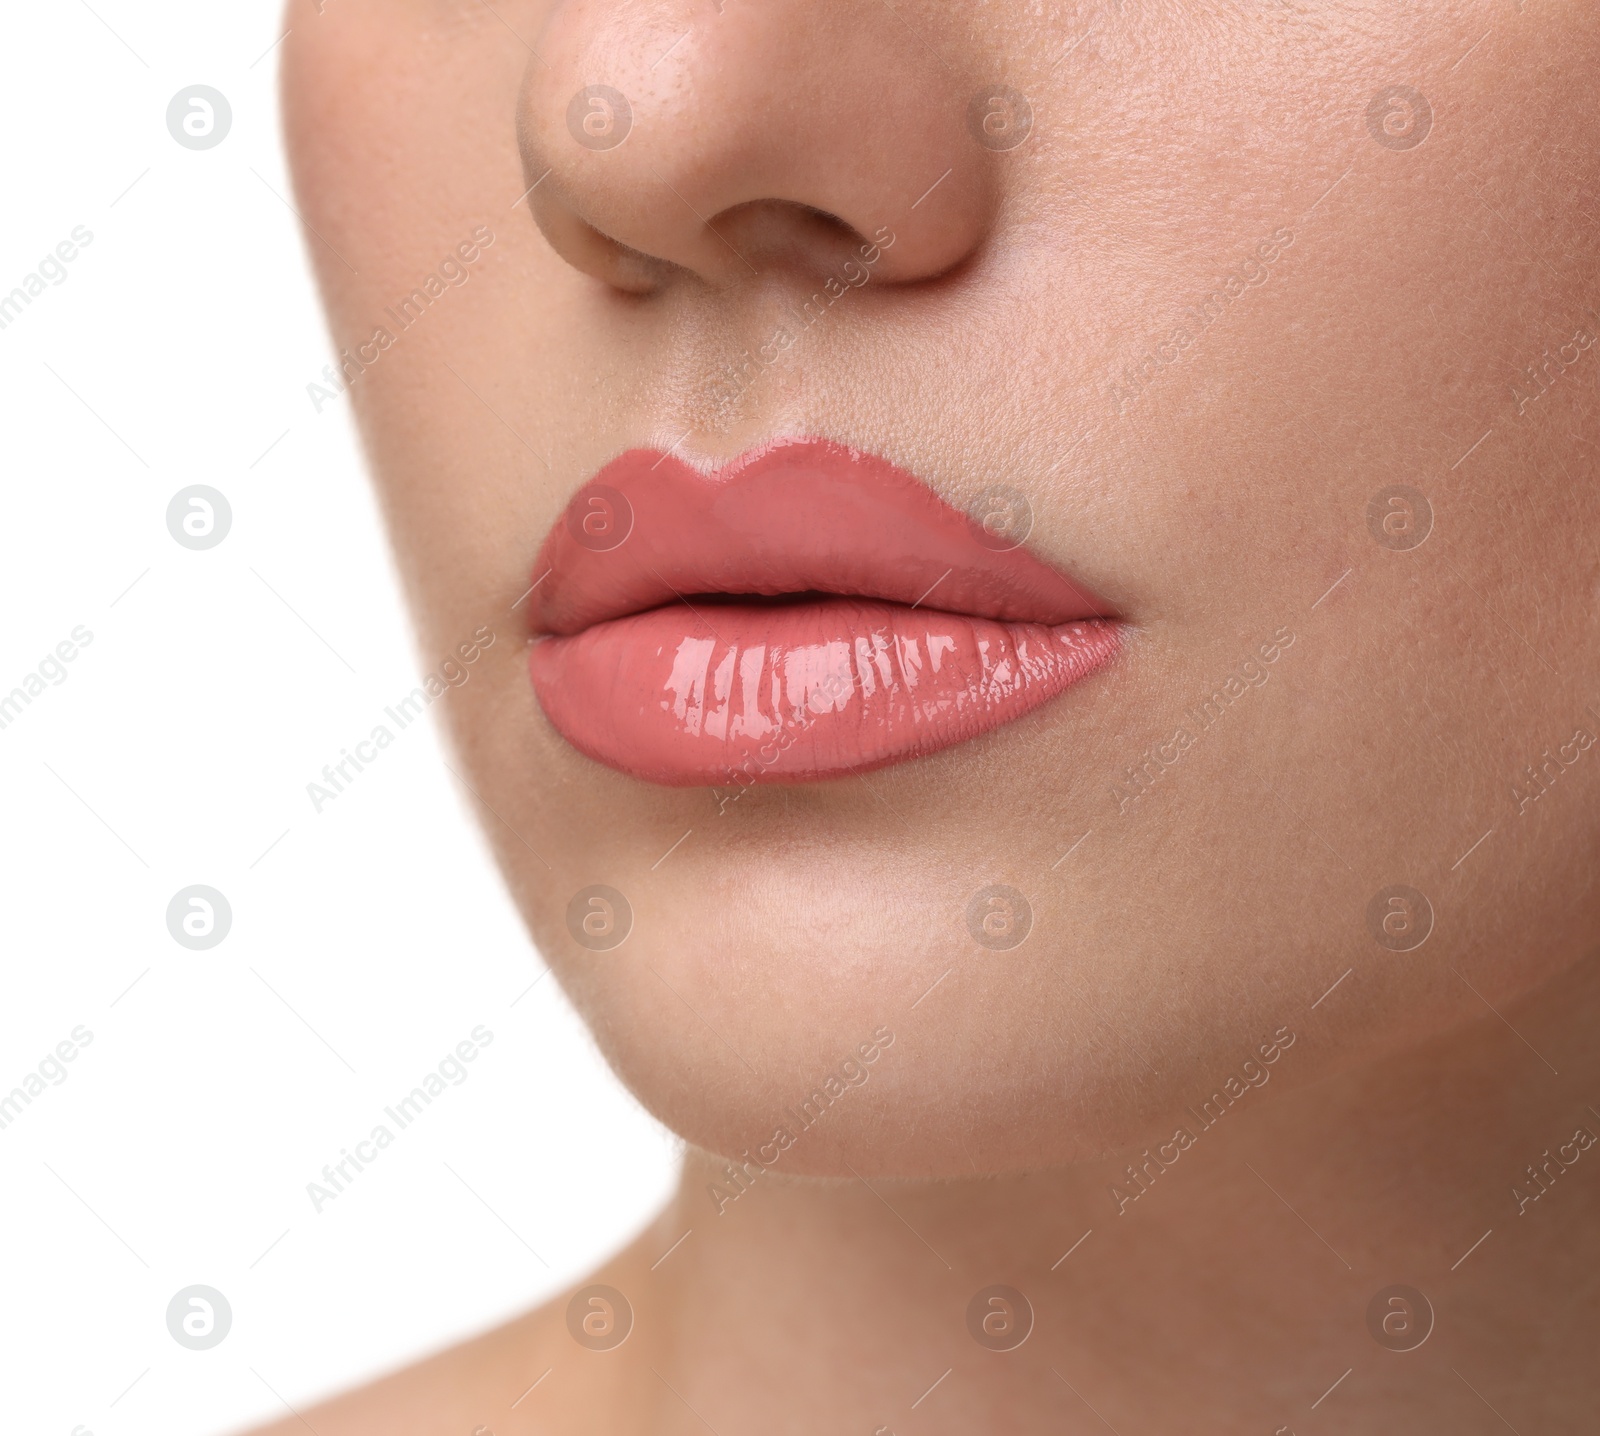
[530,598,1121,786]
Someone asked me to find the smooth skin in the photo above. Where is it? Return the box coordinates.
[262,0,1600,1431]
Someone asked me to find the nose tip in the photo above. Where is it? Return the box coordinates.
[518,0,1003,290]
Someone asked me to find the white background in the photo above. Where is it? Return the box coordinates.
[0,4,678,1433]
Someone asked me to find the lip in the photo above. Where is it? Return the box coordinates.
[527,439,1121,786]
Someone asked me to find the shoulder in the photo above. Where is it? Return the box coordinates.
[236,1211,681,1436]
[235,1254,681,1436]
[238,1301,567,1436]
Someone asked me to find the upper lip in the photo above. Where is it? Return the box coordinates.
[528,438,1110,635]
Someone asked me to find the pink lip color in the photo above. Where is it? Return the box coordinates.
[528,439,1120,785]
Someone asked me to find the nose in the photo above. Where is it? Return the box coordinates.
[518,0,1005,291]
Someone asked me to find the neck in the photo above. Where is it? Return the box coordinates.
[607,951,1599,1433]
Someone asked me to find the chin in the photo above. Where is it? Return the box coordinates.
[510,830,1324,1180]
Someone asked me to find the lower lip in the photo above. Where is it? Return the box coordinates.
[530,597,1120,786]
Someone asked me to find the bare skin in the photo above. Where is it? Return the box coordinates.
[251,951,1600,1434]
[261,0,1600,1430]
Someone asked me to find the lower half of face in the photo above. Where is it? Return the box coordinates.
[285,0,1600,1174]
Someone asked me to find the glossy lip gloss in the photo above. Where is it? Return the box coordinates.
[527,439,1121,785]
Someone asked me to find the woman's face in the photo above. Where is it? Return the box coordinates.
[283,0,1600,1174]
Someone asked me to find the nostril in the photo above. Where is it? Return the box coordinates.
[518,0,995,290]
[700,199,875,278]
[531,196,873,296]
[795,205,861,241]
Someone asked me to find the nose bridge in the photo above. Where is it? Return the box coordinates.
[520,0,997,287]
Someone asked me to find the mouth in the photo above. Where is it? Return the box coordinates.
[526,438,1122,786]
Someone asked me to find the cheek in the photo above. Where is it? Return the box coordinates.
[284,2,567,649]
[286,0,1600,1177]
